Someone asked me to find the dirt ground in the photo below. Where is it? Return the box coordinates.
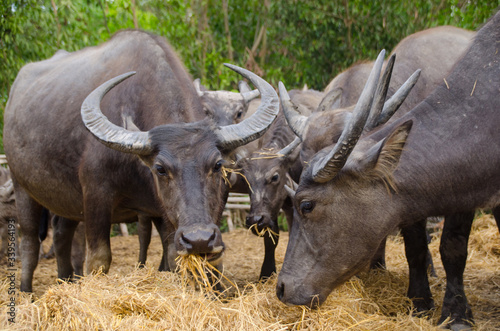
[1,214,499,330]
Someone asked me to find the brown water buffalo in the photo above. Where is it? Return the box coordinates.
[277,11,500,329]
[3,30,279,292]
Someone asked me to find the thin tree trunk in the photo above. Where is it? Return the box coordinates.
[98,0,111,35]
[222,0,233,61]
[258,0,270,68]
[50,0,61,48]
[196,0,209,80]
[131,0,139,29]
[343,0,353,55]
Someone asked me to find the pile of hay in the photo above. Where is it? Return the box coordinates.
[1,214,498,330]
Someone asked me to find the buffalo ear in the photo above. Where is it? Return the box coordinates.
[357,120,413,175]
[316,87,342,112]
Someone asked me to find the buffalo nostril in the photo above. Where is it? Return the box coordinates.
[207,229,216,247]
[277,281,285,301]
[180,234,193,251]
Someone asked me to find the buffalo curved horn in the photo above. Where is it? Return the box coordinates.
[81,72,153,155]
[284,184,296,199]
[279,82,308,140]
[376,68,421,126]
[239,81,261,103]
[241,89,260,103]
[365,54,396,131]
[277,137,301,157]
[311,50,386,183]
[215,64,279,151]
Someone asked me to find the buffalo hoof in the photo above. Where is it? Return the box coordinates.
[438,322,473,331]
[259,266,276,281]
[450,324,473,331]
[411,297,435,315]
[438,318,473,330]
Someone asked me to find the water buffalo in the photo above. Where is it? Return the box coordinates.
[4,30,279,292]
[135,80,260,270]
[228,88,323,280]
[277,11,500,329]
[323,25,475,113]
[283,25,475,311]
[194,78,260,126]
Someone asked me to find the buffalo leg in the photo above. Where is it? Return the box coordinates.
[401,219,434,313]
[260,230,279,280]
[83,195,112,275]
[137,215,152,267]
[151,217,174,272]
[370,237,387,269]
[283,198,294,233]
[71,222,86,277]
[438,211,474,328]
[15,184,44,292]
[52,216,79,281]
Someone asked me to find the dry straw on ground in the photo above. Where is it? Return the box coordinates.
[1,213,499,330]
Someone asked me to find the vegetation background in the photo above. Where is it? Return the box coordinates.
[1,0,499,151]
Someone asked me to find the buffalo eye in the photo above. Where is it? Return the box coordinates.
[300,201,315,214]
[155,164,167,176]
[236,110,243,119]
[271,173,279,183]
[214,160,223,172]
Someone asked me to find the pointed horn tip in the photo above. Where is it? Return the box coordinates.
[223,63,250,78]
[284,184,296,197]
[104,71,136,89]
[223,63,241,72]
[121,71,136,79]
[278,82,290,100]
[377,49,386,59]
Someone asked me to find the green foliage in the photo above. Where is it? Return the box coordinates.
[0,0,499,152]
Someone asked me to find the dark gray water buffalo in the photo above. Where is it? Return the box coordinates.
[323,25,475,112]
[277,11,500,329]
[3,30,279,292]
[283,25,475,313]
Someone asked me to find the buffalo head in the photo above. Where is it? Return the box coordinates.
[81,64,278,266]
[277,50,419,306]
[194,78,260,126]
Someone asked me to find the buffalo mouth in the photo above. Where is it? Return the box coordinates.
[201,251,224,263]
[247,221,279,238]
[177,248,225,264]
